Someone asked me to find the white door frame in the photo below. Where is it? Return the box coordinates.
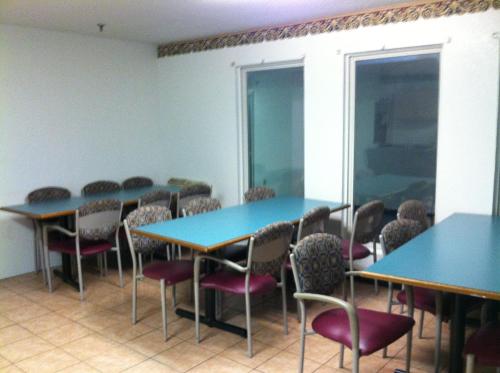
[343,45,442,231]
[236,60,304,203]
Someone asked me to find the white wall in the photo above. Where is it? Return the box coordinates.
[0,25,161,279]
[157,10,500,222]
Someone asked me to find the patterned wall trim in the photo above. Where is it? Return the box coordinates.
[158,0,497,58]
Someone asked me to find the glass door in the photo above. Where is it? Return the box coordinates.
[244,66,304,196]
[351,51,440,223]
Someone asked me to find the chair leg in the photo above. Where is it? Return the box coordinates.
[132,275,137,324]
[281,267,288,335]
[298,301,306,373]
[418,310,425,338]
[138,253,143,276]
[103,252,108,276]
[373,240,378,294]
[405,286,415,373]
[383,282,394,358]
[116,248,124,288]
[434,292,443,373]
[42,228,53,293]
[97,254,103,277]
[172,285,177,309]
[339,344,345,368]
[194,268,200,343]
[245,290,253,358]
[160,279,167,341]
[350,275,355,303]
[76,255,84,301]
[465,354,474,373]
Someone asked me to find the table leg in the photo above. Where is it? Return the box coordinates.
[449,294,466,373]
[53,254,80,291]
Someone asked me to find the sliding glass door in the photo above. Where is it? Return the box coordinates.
[243,66,304,197]
[351,51,440,222]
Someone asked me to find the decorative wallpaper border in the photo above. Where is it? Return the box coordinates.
[158,0,499,58]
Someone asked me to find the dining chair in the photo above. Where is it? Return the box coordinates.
[26,186,71,283]
[122,176,153,190]
[398,200,431,230]
[343,200,384,298]
[464,322,500,373]
[243,186,276,203]
[42,199,124,300]
[81,180,121,196]
[290,233,415,373]
[138,189,172,209]
[194,221,294,357]
[177,183,212,218]
[182,196,221,217]
[124,206,193,340]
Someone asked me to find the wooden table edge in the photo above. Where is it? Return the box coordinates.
[359,270,500,301]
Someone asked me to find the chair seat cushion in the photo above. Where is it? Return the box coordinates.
[464,322,500,367]
[341,239,371,260]
[49,239,112,256]
[312,308,415,356]
[143,260,193,285]
[201,271,276,295]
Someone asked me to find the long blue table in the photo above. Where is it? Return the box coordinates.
[361,213,500,373]
[133,196,350,336]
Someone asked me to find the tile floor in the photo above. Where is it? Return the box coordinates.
[0,266,493,373]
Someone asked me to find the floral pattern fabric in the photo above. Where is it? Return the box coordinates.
[244,187,276,203]
[380,219,423,254]
[183,197,221,216]
[26,187,70,203]
[78,199,121,241]
[293,233,344,295]
[126,206,171,254]
[82,180,121,196]
[140,190,172,207]
[353,200,385,244]
[398,200,430,230]
[299,206,331,239]
[122,177,153,190]
[179,183,212,199]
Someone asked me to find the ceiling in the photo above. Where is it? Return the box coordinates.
[0,0,415,45]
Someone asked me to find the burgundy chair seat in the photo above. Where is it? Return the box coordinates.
[464,322,500,366]
[143,260,193,285]
[201,271,276,295]
[341,239,371,260]
[312,308,415,356]
[49,239,112,256]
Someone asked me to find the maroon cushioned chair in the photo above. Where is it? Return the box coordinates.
[343,200,384,298]
[194,221,294,358]
[124,205,193,340]
[464,322,500,373]
[290,233,415,373]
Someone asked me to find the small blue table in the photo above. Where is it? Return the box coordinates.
[133,196,350,336]
[361,213,500,372]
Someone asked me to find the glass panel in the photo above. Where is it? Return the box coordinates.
[247,67,304,196]
[353,53,440,221]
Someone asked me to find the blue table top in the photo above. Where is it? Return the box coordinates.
[362,213,500,300]
[0,185,180,219]
[133,196,349,252]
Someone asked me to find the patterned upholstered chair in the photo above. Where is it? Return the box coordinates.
[182,197,221,217]
[342,200,384,297]
[177,183,212,218]
[398,200,431,230]
[464,322,500,373]
[122,176,153,190]
[124,206,193,340]
[138,190,172,209]
[290,233,415,373]
[43,199,124,300]
[194,221,293,357]
[26,187,71,283]
[243,186,276,203]
[81,180,121,196]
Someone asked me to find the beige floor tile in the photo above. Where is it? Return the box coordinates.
[126,331,182,357]
[256,350,320,373]
[85,344,147,373]
[99,321,153,343]
[61,334,117,361]
[56,362,101,373]
[0,356,10,369]
[0,318,14,330]
[38,322,93,346]
[253,324,300,349]
[220,340,281,369]
[38,295,81,311]
[15,348,79,373]
[19,313,72,334]
[0,336,54,363]
[0,365,24,372]
[153,341,216,372]
[195,329,243,353]
[0,289,17,300]
[285,334,340,364]
[55,302,105,321]
[123,359,180,372]
[189,356,252,373]
[1,303,50,323]
[77,310,126,332]
[0,295,35,312]
[0,326,33,347]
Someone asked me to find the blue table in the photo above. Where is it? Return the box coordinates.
[361,213,500,372]
[133,196,350,336]
[0,185,180,289]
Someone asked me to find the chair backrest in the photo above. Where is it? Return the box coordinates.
[291,233,344,295]
[183,197,221,216]
[139,190,172,209]
[249,221,293,277]
[26,187,70,203]
[125,206,171,254]
[380,219,423,255]
[297,206,331,241]
[77,199,122,241]
[81,180,121,196]
[352,200,385,244]
[244,186,276,203]
[122,176,153,190]
[178,183,212,216]
[397,200,430,230]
